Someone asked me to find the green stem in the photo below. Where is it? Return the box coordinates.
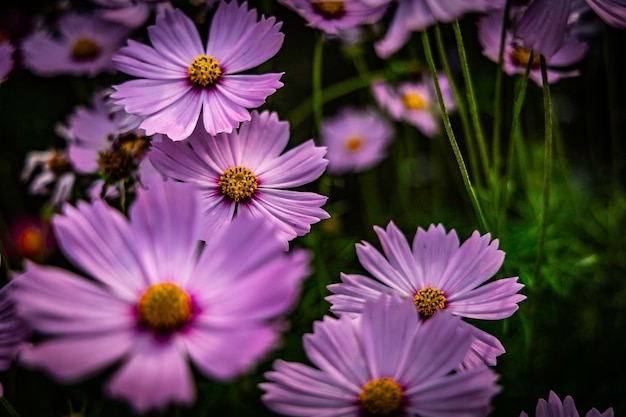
[534,57,553,279]
[433,24,480,187]
[1,397,21,417]
[422,30,488,231]
[452,20,490,184]
[312,34,324,132]
[492,0,512,172]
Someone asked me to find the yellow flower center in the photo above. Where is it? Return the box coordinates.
[188,54,222,87]
[511,45,541,68]
[97,149,134,182]
[346,137,363,152]
[359,377,403,416]
[218,166,258,202]
[71,38,101,62]
[413,286,446,318]
[311,1,346,19]
[401,93,426,110]
[18,227,45,259]
[138,283,192,333]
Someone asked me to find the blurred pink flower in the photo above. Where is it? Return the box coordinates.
[521,391,614,417]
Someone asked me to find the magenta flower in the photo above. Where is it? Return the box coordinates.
[0,282,31,393]
[0,41,14,83]
[585,0,626,28]
[321,107,393,174]
[521,391,614,417]
[478,6,589,85]
[261,293,500,417]
[12,178,311,412]
[112,2,285,141]
[149,110,329,243]
[514,0,571,60]
[21,13,129,77]
[326,222,526,369]
[359,0,505,57]
[278,0,388,35]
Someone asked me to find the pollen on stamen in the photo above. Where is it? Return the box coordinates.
[311,1,346,19]
[138,283,192,333]
[188,54,222,87]
[414,286,446,318]
[359,377,403,416]
[511,45,541,68]
[219,166,258,202]
[345,137,363,152]
[71,38,101,62]
[97,149,134,183]
[401,93,427,111]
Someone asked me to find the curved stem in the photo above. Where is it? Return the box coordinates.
[422,30,488,232]
[312,34,324,132]
[1,397,21,417]
[492,0,512,171]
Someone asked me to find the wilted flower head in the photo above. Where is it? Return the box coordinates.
[321,107,393,174]
[21,150,75,207]
[261,293,501,417]
[112,2,285,140]
[278,0,388,35]
[13,178,311,412]
[150,110,329,243]
[0,41,14,83]
[327,222,526,369]
[478,5,589,85]
[520,391,614,417]
[21,12,129,77]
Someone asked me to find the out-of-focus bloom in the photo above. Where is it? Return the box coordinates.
[89,0,154,28]
[585,0,626,28]
[21,150,75,207]
[520,391,614,417]
[372,75,455,138]
[321,107,393,174]
[359,0,505,57]
[57,90,159,199]
[150,111,329,243]
[326,222,526,369]
[13,178,311,413]
[478,5,589,85]
[3,215,56,263]
[514,0,572,59]
[0,281,31,398]
[21,13,129,77]
[278,0,388,35]
[261,293,500,417]
[112,2,284,140]
[0,41,14,83]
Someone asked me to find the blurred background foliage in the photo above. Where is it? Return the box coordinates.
[1,0,626,416]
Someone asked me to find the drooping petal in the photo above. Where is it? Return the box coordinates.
[447,277,526,320]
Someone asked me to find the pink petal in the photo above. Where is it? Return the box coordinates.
[257,139,328,188]
[447,277,526,320]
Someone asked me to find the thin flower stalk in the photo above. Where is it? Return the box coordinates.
[312,34,324,131]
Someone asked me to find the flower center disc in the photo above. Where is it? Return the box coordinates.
[414,286,446,318]
[97,149,134,182]
[219,166,258,202]
[311,1,346,19]
[401,93,426,110]
[511,45,541,68]
[18,228,45,258]
[138,283,192,333]
[346,137,363,151]
[359,377,403,416]
[47,152,72,176]
[71,38,101,62]
[188,54,222,87]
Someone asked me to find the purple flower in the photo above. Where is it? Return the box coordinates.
[514,0,572,59]
[89,0,155,28]
[585,0,626,28]
[321,107,393,174]
[372,75,455,138]
[0,281,31,375]
[12,178,311,412]
[326,222,526,369]
[261,293,500,417]
[0,41,14,83]
[149,110,329,243]
[278,0,388,35]
[360,0,505,57]
[112,2,285,141]
[21,13,129,77]
[478,6,589,86]
[521,391,614,417]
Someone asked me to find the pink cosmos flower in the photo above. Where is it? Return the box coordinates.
[372,75,455,138]
[321,107,393,174]
[514,0,572,60]
[12,178,311,412]
[326,222,526,369]
[149,110,329,243]
[89,0,154,28]
[21,13,129,77]
[112,2,285,141]
[278,0,388,35]
[0,41,14,83]
[359,0,505,57]
[261,293,500,417]
[585,0,626,28]
[478,6,589,86]
[521,391,614,417]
